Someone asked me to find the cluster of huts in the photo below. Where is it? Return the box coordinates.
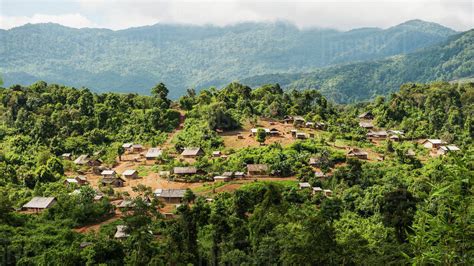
[283,115,326,130]
[213,171,245,182]
[250,127,312,140]
[171,163,268,181]
[99,169,139,187]
[366,130,405,142]
[250,128,281,137]
[22,186,192,217]
[122,143,144,153]
[298,183,333,197]
[358,111,462,158]
[248,116,327,141]
[180,147,226,159]
[358,112,405,141]
[421,139,460,156]
[66,169,141,189]
[113,188,193,239]
[123,143,166,162]
[64,175,88,186]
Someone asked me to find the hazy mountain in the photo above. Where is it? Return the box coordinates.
[0,19,457,98]
[241,29,474,103]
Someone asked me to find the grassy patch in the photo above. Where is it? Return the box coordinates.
[239,180,299,191]
[136,165,152,177]
[194,181,228,193]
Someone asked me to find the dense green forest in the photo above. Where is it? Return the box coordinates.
[243,29,474,102]
[0,81,472,265]
[0,20,456,99]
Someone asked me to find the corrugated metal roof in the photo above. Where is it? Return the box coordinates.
[347,149,368,156]
[299,182,311,188]
[173,167,197,174]
[23,197,56,209]
[247,164,268,172]
[154,189,187,198]
[146,148,162,158]
[101,170,116,175]
[74,155,89,165]
[181,147,203,156]
[122,169,137,176]
[122,143,133,148]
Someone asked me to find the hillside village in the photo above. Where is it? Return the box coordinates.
[31,109,462,224]
[0,81,472,265]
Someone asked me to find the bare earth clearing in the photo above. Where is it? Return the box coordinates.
[220,119,325,149]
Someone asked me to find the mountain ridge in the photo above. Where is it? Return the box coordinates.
[0,19,459,100]
[240,29,474,103]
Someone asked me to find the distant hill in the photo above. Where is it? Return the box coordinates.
[241,29,474,103]
[0,19,456,98]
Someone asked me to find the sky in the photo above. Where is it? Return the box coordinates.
[0,0,472,31]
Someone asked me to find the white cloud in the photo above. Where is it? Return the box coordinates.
[0,13,97,29]
[1,0,472,31]
[76,0,473,31]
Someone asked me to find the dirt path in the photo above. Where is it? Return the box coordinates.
[74,213,121,233]
[196,177,298,195]
[162,109,186,149]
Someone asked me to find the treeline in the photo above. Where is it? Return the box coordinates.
[1,81,179,149]
[0,81,179,197]
[179,82,334,128]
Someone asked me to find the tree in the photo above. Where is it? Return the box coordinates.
[381,188,417,242]
[36,165,57,184]
[183,189,196,204]
[0,190,13,222]
[295,165,313,181]
[46,157,64,175]
[256,128,266,146]
[320,198,343,221]
[151,83,169,99]
[386,140,394,153]
[117,145,125,161]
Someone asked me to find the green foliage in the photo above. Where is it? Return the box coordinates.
[173,118,223,151]
[374,82,473,146]
[181,82,336,124]
[381,188,418,242]
[256,128,266,145]
[45,188,114,226]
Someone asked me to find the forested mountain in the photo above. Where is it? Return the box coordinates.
[0,20,456,98]
[243,29,474,103]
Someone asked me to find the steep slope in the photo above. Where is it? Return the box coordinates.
[0,20,456,98]
[242,29,474,103]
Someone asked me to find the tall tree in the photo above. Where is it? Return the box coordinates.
[256,128,266,146]
[381,188,417,242]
